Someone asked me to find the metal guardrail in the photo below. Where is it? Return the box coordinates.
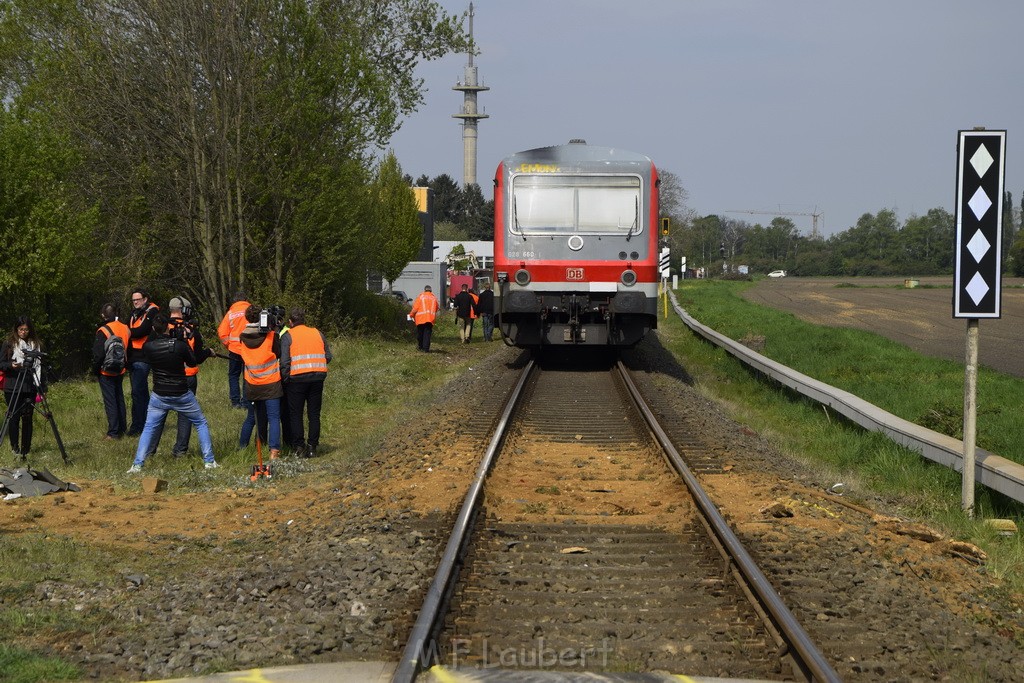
[669,291,1024,505]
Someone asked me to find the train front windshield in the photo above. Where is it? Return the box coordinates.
[511,175,642,236]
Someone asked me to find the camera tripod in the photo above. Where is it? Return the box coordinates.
[0,351,68,464]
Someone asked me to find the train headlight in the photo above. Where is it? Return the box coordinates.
[620,269,637,286]
[514,269,531,286]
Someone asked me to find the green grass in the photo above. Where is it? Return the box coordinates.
[0,643,80,683]
[661,279,1024,587]
[0,313,490,681]
[10,317,474,485]
[674,279,1024,463]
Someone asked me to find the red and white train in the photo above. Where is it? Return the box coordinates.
[493,140,661,348]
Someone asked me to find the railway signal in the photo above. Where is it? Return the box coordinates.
[954,130,1005,318]
[953,128,1006,517]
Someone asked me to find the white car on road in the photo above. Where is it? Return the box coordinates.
[767,270,787,278]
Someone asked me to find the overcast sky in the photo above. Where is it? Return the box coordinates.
[387,1,1022,237]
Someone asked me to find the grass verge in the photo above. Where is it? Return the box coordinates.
[660,279,1024,588]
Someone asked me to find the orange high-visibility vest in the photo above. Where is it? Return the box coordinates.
[218,300,250,355]
[410,291,439,325]
[285,325,328,376]
[169,316,200,377]
[239,333,280,385]
[129,302,159,350]
[98,320,130,377]
[470,291,479,320]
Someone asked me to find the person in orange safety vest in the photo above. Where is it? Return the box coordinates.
[280,308,332,458]
[93,303,130,439]
[238,305,283,458]
[127,288,159,436]
[218,291,251,409]
[409,285,441,353]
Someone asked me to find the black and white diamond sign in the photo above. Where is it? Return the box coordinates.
[954,130,1006,318]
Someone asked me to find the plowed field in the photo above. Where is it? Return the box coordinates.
[743,276,1024,378]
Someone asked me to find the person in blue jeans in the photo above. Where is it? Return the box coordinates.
[127,315,219,472]
[238,305,283,459]
[126,289,159,436]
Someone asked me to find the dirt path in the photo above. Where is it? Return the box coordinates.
[743,276,1024,378]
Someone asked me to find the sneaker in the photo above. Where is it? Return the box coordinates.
[204,461,219,469]
[126,464,142,473]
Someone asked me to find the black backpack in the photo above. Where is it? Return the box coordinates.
[101,325,126,373]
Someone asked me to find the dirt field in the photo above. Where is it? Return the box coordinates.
[743,276,1024,378]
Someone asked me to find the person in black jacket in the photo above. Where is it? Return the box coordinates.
[126,314,219,472]
[126,289,159,436]
[453,284,476,344]
[477,282,495,341]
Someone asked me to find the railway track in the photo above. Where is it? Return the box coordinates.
[393,357,839,682]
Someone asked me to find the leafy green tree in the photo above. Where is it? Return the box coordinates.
[1009,232,1024,277]
[459,183,492,240]
[0,0,468,322]
[372,152,423,284]
[1003,190,1017,268]
[900,208,954,273]
[429,173,462,224]
[0,107,100,368]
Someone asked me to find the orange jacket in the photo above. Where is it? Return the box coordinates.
[470,291,479,320]
[239,332,281,386]
[98,320,130,377]
[283,325,329,378]
[218,300,250,355]
[129,302,159,350]
[409,291,440,325]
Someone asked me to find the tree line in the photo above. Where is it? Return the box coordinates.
[0,0,468,375]
[661,169,1024,278]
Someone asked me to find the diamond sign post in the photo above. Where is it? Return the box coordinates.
[953,129,1006,516]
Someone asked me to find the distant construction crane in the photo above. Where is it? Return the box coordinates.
[723,208,824,239]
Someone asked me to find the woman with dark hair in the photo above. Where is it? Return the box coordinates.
[0,316,44,457]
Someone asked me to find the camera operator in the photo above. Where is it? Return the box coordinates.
[1,316,44,457]
[165,297,214,458]
[126,314,219,472]
[238,304,283,459]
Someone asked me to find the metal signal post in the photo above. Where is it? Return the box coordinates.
[953,128,1006,516]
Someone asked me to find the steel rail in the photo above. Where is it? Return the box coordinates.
[391,358,535,683]
[616,360,841,683]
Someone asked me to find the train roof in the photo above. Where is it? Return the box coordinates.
[501,141,654,171]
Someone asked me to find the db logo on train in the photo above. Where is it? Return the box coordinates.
[566,267,585,281]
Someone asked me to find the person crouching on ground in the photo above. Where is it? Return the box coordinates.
[239,305,283,459]
[126,314,219,472]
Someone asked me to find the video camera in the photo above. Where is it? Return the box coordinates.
[21,349,47,359]
[259,305,286,334]
[169,298,199,341]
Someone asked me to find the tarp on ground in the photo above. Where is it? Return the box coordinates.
[0,467,81,498]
